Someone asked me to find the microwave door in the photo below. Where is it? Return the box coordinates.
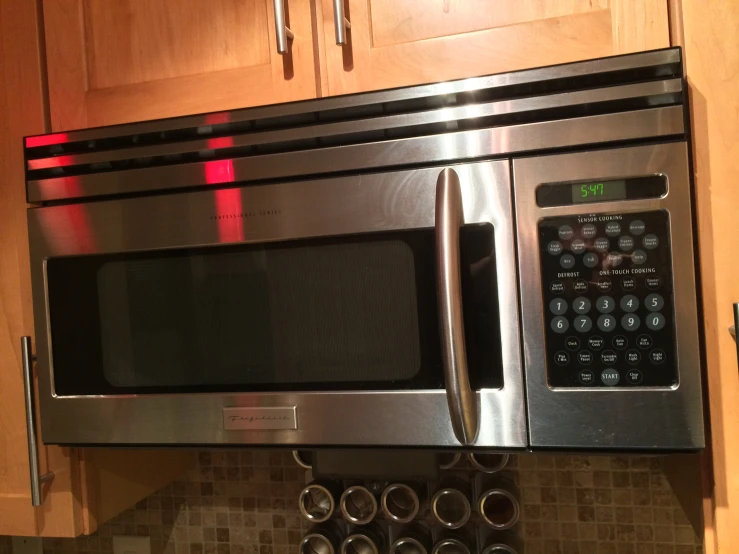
[28,160,525,447]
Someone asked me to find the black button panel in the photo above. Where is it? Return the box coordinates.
[539,210,677,387]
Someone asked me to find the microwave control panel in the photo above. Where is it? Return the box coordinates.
[538,210,677,388]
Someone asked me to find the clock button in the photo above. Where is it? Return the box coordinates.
[618,236,634,251]
[573,279,589,293]
[588,336,604,350]
[621,314,641,332]
[573,297,591,314]
[629,220,646,236]
[596,296,615,313]
[596,279,612,292]
[643,234,659,250]
[645,293,665,312]
[605,222,621,237]
[574,315,593,333]
[547,241,563,255]
[606,252,623,267]
[594,237,610,252]
[601,369,620,386]
[581,224,597,239]
[560,254,576,269]
[632,250,647,264]
[565,336,580,351]
[583,253,599,268]
[620,277,636,291]
[626,369,643,385]
[570,238,586,254]
[597,314,617,332]
[549,298,568,315]
[620,295,640,312]
[550,280,565,294]
[646,313,666,331]
[612,336,628,349]
[558,225,574,240]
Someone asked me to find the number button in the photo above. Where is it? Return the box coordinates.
[621,314,641,332]
[551,316,569,333]
[601,369,620,386]
[547,241,562,255]
[650,349,666,364]
[605,222,621,237]
[549,298,568,315]
[596,296,615,313]
[646,313,666,331]
[570,238,586,254]
[558,225,574,240]
[601,350,618,364]
[620,295,640,312]
[578,351,593,365]
[560,254,576,269]
[597,314,617,332]
[618,236,634,251]
[565,336,580,350]
[588,336,604,350]
[581,224,597,239]
[554,351,570,365]
[594,237,609,252]
[573,279,588,293]
[632,250,647,265]
[574,315,593,333]
[645,293,664,312]
[625,349,641,365]
[573,297,591,314]
[583,253,599,268]
[606,252,623,267]
[643,234,659,249]
[612,336,628,349]
[629,220,646,235]
[637,335,653,349]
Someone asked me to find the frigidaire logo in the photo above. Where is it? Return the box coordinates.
[211,209,282,220]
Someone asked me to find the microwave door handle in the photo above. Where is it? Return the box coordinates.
[435,168,480,445]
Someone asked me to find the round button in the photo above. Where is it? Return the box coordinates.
[650,349,666,364]
[565,336,580,351]
[596,279,612,292]
[588,336,604,350]
[579,370,595,385]
[637,335,653,349]
[581,224,597,239]
[551,316,569,333]
[606,252,623,267]
[570,238,586,254]
[573,279,588,293]
[558,225,574,240]
[574,315,593,333]
[597,314,617,332]
[618,236,634,251]
[578,351,593,365]
[621,277,636,291]
[620,295,640,312]
[594,237,610,252]
[632,250,647,265]
[547,241,563,255]
[646,277,661,290]
[573,297,591,314]
[643,234,659,250]
[625,349,641,365]
[621,313,641,332]
[605,222,621,237]
[612,335,628,349]
[560,254,576,269]
[629,220,646,236]
[645,293,665,312]
[549,297,568,315]
[601,369,620,386]
[550,280,565,294]
[583,253,599,268]
[596,296,615,313]
[626,369,643,384]
[554,351,570,365]
[646,313,666,331]
[601,350,618,364]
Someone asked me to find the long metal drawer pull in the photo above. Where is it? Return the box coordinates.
[333,0,351,45]
[273,0,294,54]
[732,304,739,374]
[435,168,479,445]
[21,336,53,506]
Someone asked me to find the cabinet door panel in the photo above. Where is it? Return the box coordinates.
[44,0,318,131]
[320,0,669,96]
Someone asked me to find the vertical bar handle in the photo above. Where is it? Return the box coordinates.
[273,0,294,54]
[435,168,479,445]
[21,336,53,507]
[333,0,351,45]
[732,304,739,373]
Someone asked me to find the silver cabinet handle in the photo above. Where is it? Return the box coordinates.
[333,0,351,45]
[435,168,479,445]
[21,336,53,506]
[273,0,294,54]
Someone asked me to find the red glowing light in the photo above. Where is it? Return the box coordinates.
[205,112,231,125]
[28,155,76,170]
[207,136,234,150]
[204,159,235,185]
[214,188,245,243]
[25,133,70,148]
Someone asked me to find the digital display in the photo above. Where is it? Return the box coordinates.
[571,180,626,203]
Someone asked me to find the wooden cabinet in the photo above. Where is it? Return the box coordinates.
[0,0,194,537]
[43,0,319,130]
[317,0,670,96]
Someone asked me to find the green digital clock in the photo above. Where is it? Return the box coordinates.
[571,179,626,203]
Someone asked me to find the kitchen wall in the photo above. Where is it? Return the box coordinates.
[33,451,700,554]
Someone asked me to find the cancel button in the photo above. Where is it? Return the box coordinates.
[600,369,620,386]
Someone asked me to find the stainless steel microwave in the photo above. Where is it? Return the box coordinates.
[23,48,704,451]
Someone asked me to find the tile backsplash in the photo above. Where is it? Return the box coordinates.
[31,451,700,554]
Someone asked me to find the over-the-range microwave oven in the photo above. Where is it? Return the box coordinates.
[23,48,704,452]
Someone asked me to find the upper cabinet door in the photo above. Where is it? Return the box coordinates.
[43,0,319,131]
[319,0,670,96]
